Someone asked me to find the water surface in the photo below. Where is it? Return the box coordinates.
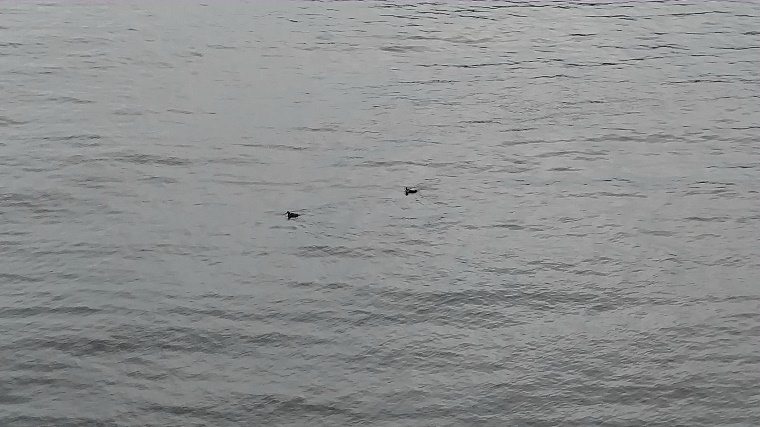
[1,1,759,425]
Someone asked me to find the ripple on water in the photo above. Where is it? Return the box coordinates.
[1,1,759,426]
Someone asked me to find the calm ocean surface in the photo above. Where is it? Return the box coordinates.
[1,1,759,425]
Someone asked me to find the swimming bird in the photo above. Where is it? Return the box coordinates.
[404,186,418,195]
[286,211,300,219]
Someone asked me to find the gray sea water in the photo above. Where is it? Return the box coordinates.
[2,1,760,425]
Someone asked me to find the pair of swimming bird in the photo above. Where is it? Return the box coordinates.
[286,186,418,220]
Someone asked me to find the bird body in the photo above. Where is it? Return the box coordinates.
[286,211,300,219]
[405,187,418,195]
